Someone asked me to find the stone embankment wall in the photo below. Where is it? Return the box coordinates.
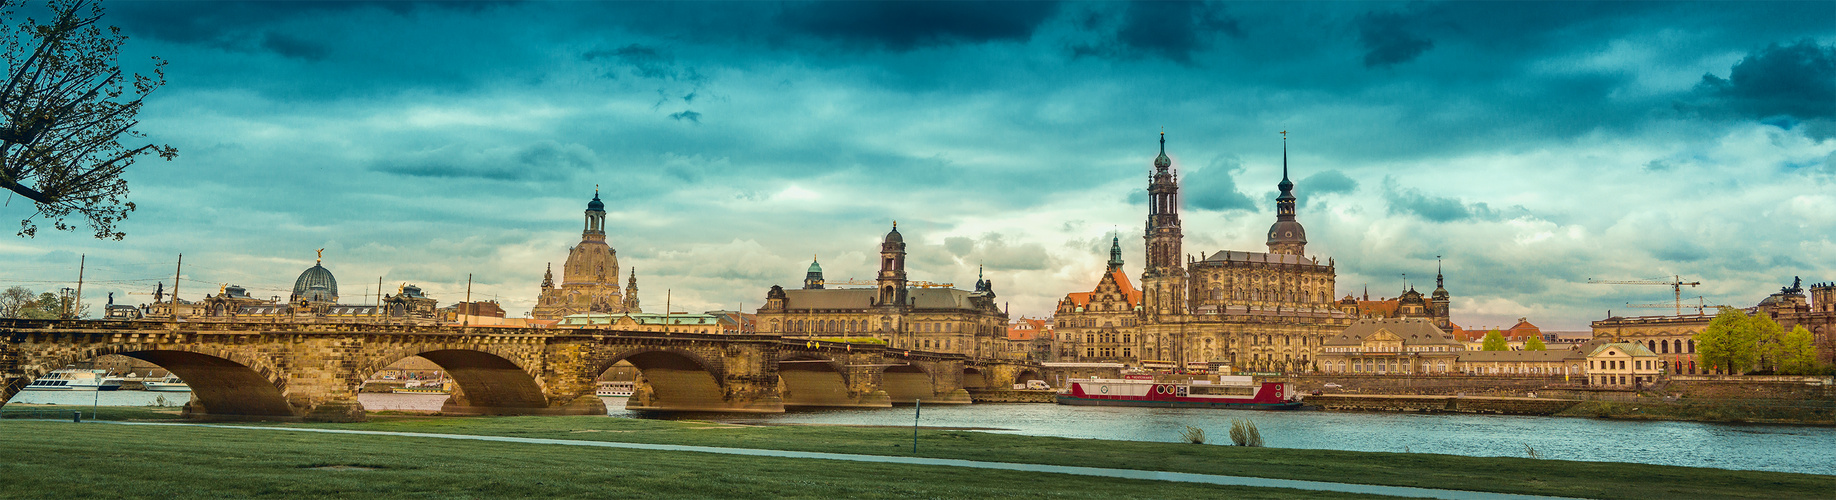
[1662,376,1835,401]
[966,389,1057,403]
[1306,395,1580,416]
[1272,374,1574,397]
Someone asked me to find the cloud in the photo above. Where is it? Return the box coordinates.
[1381,177,1499,222]
[1185,156,1256,212]
[1357,11,1434,68]
[585,44,704,82]
[1112,1,1240,63]
[260,33,329,61]
[1300,170,1358,195]
[778,1,1062,51]
[370,141,600,181]
[668,110,702,123]
[1691,39,1836,120]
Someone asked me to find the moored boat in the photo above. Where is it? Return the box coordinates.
[390,379,452,395]
[1056,375,1302,410]
[21,369,123,391]
[595,381,635,397]
[143,376,192,392]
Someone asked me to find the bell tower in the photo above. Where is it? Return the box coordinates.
[1142,132,1184,318]
[877,222,908,306]
[1266,134,1308,256]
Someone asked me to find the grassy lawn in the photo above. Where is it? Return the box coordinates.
[0,420,1367,500]
[5,405,1833,499]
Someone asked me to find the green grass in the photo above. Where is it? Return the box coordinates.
[0,420,1366,499]
[5,405,1834,499]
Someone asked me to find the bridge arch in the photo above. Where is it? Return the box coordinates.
[362,346,549,414]
[596,347,728,411]
[879,363,935,404]
[777,353,854,407]
[5,345,293,419]
[961,367,989,389]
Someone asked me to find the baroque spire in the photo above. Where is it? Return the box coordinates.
[1107,233,1124,270]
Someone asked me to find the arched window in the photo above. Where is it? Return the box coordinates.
[1687,339,1695,353]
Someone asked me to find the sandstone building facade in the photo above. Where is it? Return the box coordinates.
[756,224,1010,358]
[1057,134,1356,372]
[1591,277,1836,373]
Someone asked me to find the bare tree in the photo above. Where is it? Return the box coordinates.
[0,0,174,240]
[0,284,34,316]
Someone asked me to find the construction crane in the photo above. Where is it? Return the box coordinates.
[1625,296,1723,316]
[1588,275,1701,316]
[829,279,956,289]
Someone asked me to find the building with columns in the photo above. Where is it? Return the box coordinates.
[755,224,1010,358]
[534,192,640,320]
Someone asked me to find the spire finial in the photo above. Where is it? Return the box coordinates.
[316,248,323,264]
[1281,131,1289,182]
[892,220,897,230]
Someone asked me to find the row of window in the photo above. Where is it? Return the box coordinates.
[1592,359,1656,371]
[769,318,994,335]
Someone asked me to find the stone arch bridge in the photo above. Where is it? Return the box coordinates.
[0,320,1039,421]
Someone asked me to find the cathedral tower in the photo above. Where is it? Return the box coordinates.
[1266,135,1308,256]
[1107,234,1124,272]
[877,222,908,306]
[1142,132,1185,317]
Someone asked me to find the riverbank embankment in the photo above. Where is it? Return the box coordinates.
[4,408,1830,499]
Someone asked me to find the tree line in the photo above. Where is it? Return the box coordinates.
[1694,307,1824,376]
[0,284,87,318]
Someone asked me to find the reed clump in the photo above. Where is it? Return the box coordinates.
[1177,425,1206,444]
[1228,418,1263,447]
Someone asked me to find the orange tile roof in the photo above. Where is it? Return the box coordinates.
[1060,269,1142,309]
[1006,318,1050,341]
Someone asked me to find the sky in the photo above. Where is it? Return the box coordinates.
[2,1,1833,331]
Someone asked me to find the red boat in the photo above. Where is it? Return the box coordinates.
[1055,375,1303,410]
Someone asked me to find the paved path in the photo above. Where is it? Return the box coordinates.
[101,421,1581,500]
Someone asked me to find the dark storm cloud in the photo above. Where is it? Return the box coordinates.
[584,44,703,82]
[1381,178,1500,223]
[1185,156,1256,212]
[260,33,329,61]
[777,1,1062,50]
[1111,1,1241,63]
[668,110,702,123]
[370,141,600,181]
[1300,170,1358,196]
[1691,40,1836,120]
[1356,10,1434,68]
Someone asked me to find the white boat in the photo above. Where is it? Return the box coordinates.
[143,376,192,392]
[596,381,635,397]
[391,379,452,395]
[21,369,123,391]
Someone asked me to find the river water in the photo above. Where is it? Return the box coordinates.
[10,391,1831,476]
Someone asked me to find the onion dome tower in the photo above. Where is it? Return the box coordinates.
[1266,134,1308,256]
[291,250,338,303]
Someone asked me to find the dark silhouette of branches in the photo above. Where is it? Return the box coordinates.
[1,0,174,240]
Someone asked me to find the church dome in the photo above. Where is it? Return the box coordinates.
[1266,219,1308,246]
[883,224,903,244]
[1154,133,1171,170]
[292,263,338,303]
[807,259,823,273]
[587,192,605,212]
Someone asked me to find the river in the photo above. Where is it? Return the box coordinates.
[10,391,1831,476]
